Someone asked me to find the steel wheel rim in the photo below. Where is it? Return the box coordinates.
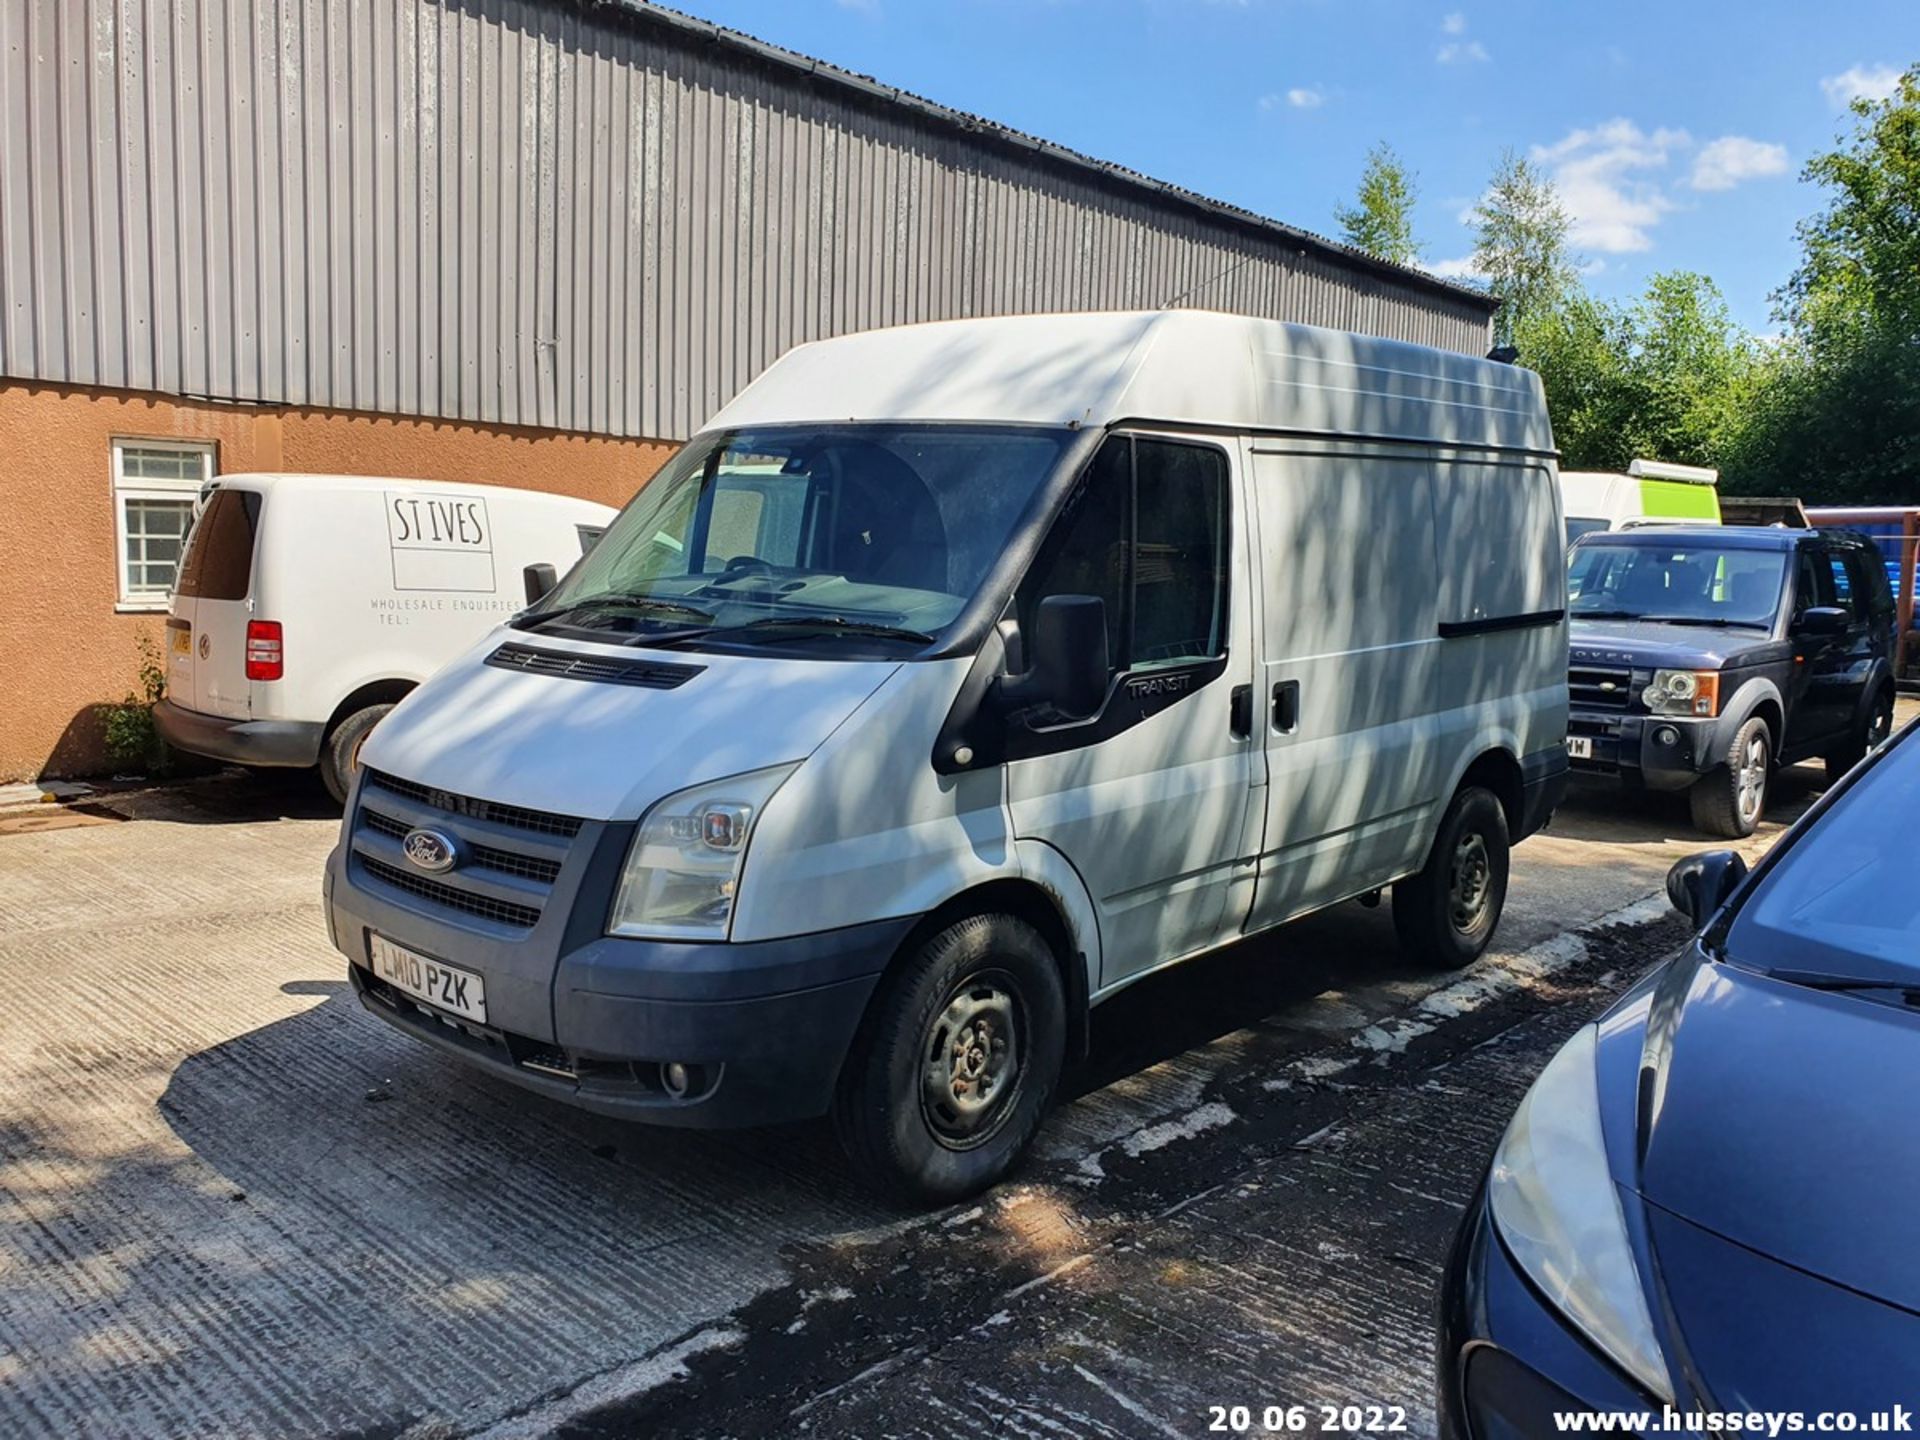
[920,968,1025,1150]
[1737,735,1768,824]
[1448,831,1493,933]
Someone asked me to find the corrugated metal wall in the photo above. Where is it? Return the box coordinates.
[0,0,1494,442]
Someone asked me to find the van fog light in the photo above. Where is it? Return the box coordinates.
[662,1062,692,1098]
[1654,726,1679,747]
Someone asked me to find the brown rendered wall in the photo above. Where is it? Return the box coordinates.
[0,382,674,782]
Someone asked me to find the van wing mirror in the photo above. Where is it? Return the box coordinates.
[1794,605,1848,637]
[1000,595,1110,722]
[1666,850,1748,933]
[523,563,558,606]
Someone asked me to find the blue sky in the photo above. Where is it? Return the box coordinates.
[664,0,1919,333]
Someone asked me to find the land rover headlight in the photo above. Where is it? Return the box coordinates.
[607,763,798,941]
[1643,669,1719,717]
[1488,1025,1674,1402]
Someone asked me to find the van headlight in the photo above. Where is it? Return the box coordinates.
[1488,1025,1674,1402]
[606,764,798,941]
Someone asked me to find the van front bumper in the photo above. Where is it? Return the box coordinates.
[326,845,910,1129]
[153,699,325,768]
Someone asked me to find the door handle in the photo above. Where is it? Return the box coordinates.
[1271,679,1300,734]
[1229,684,1253,738]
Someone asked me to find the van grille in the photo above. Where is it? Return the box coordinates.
[360,856,544,930]
[486,642,704,690]
[360,807,564,885]
[1570,666,1634,713]
[362,769,582,838]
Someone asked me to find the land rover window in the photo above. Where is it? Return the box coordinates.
[1795,548,1836,616]
[1021,435,1229,679]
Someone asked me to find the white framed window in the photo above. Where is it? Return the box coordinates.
[112,438,216,609]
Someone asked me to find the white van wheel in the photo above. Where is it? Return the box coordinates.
[833,913,1064,1205]
[320,704,394,805]
[1392,786,1510,970]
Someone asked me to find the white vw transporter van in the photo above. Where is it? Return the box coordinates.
[325,311,1568,1201]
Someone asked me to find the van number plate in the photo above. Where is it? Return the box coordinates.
[368,933,487,1023]
[1567,736,1594,760]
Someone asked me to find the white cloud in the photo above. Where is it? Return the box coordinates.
[1690,135,1789,191]
[1441,11,1467,34]
[1530,118,1688,253]
[1821,63,1902,108]
[1437,39,1490,64]
[1259,86,1323,112]
[1428,255,1482,280]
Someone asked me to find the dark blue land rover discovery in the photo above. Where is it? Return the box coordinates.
[1565,526,1897,837]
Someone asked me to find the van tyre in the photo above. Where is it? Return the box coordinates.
[319,704,394,805]
[1690,716,1769,839]
[833,913,1065,1205]
[1392,786,1509,970]
[1826,685,1894,782]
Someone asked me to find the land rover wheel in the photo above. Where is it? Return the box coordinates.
[1826,685,1895,782]
[1691,716,1770,839]
[320,704,394,805]
[833,913,1064,1205]
[1392,785,1510,970]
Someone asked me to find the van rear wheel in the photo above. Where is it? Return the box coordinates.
[319,704,394,805]
[1392,785,1510,970]
[833,913,1064,1205]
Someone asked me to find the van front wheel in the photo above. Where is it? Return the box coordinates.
[833,913,1065,1205]
[1392,786,1510,970]
[319,704,394,805]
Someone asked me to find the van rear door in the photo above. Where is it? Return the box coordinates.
[172,486,262,719]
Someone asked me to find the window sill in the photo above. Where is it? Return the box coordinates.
[114,601,173,615]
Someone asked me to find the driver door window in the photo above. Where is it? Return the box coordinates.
[1021,435,1230,684]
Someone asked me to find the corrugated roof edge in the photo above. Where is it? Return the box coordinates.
[577,0,1501,318]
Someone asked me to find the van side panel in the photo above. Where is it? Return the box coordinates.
[1243,444,1445,925]
[732,659,1019,945]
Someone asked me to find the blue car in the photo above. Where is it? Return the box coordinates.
[1438,720,1920,1436]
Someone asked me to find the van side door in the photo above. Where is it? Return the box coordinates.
[1004,433,1262,989]
[1242,445,1444,928]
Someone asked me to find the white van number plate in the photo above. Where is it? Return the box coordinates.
[1567,736,1594,760]
[369,933,487,1023]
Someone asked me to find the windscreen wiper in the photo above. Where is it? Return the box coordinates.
[1754,965,1920,1005]
[1570,608,1642,620]
[517,595,718,631]
[724,616,937,645]
[1637,615,1769,630]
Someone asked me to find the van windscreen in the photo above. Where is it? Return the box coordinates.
[524,424,1073,651]
[174,487,260,601]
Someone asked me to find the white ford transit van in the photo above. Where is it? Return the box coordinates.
[155,474,614,801]
[324,312,1569,1201]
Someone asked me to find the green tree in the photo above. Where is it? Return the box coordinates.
[1471,149,1577,347]
[1523,273,1761,473]
[1730,65,1920,504]
[1335,143,1421,266]
[1780,64,1920,343]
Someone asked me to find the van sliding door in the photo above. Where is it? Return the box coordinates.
[1243,445,1444,928]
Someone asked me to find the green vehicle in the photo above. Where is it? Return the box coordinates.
[1559,459,1721,547]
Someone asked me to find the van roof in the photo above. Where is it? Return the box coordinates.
[703,310,1553,455]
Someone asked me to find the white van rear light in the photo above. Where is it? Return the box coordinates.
[246,620,284,681]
